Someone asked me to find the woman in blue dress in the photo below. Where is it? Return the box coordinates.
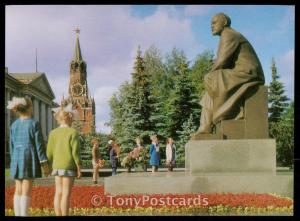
[7,96,50,216]
[149,134,160,173]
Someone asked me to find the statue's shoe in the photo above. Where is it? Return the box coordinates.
[196,125,212,134]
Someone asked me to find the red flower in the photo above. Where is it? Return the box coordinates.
[5,185,293,209]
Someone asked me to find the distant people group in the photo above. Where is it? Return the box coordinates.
[7,96,177,216]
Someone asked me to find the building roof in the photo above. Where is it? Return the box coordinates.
[9,72,43,84]
[8,72,55,99]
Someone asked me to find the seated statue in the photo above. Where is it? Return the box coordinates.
[197,13,265,134]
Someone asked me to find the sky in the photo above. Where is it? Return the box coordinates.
[5,5,295,134]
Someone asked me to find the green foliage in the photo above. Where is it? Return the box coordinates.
[191,50,214,97]
[269,101,294,167]
[108,46,209,163]
[177,114,198,159]
[79,132,110,168]
[5,169,10,178]
[268,58,289,122]
[268,58,293,167]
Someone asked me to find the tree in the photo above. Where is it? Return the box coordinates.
[79,132,110,168]
[268,58,289,122]
[268,58,293,167]
[144,46,168,141]
[269,101,294,167]
[190,50,214,97]
[129,46,154,144]
[176,113,198,161]
[165,49,201,139]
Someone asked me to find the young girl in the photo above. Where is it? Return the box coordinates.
[7,96,50,216]
[149,135,160,173]
[166,138,176,171]
[91,138,103,184]
[47,103,81,216]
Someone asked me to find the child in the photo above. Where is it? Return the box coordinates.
[7,96,50,216]
[135,137,147,172]
[47,103,81,216]
[91,138,103,184]
[109,140,119,176]
[166,138,176,171]
[149,135,160,173]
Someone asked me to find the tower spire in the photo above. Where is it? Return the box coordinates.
[73,27,82,61]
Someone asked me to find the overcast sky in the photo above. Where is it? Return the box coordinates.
[5,5,294,134]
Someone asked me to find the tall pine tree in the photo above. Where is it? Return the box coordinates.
[268,58,292,167]
[129,46,154,145]
[144,46,168,141]
[268,58,289,122]
[165,50,201,141]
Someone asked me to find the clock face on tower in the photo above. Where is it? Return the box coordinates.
[71,83,84,96]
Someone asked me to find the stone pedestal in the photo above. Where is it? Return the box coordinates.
[104,139,293,198]
[104,172,293,198]
[185,139,276,174]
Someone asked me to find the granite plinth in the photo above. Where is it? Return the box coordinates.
[185,139,276,174]
[104,171,293,198]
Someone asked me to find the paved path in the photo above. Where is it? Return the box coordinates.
[5,168,185,188]
[5,177,105,188]
[5,168,292,188]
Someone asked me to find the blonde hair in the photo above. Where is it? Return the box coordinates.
[150,134,157,141]
[167,137,173,144]
[12,97,33,116]
[54,109,73,125]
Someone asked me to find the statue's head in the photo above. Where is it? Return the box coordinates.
[211,13,231,36]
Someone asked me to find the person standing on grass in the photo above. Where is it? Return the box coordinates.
[166,138,176,171]
[91,138,103,184]
[47,104,81,216]
[149,135,160,173]
[7,96,50,216]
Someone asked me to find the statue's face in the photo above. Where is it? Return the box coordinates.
[211,16,225,36]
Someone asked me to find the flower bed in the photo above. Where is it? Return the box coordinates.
[5,186,293,216]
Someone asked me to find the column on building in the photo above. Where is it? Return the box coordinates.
[52,110,56,129]
[5,88,11,155]
[40,102,46,141]
[47,104,52,138]
[45,104,48,137]
[33,98,40,122]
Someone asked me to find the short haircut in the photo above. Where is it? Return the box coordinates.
[214,12,231,27]
[12,97,33,116]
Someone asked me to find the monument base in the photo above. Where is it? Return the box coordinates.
[104,171,293,198]
[185,139,276,174]
[104,138,293,198]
